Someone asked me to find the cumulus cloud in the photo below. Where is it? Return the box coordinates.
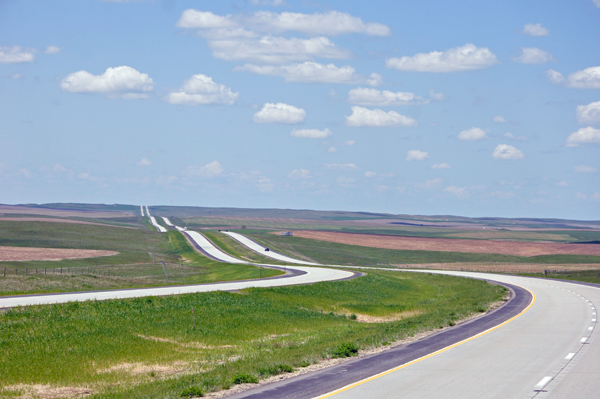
[345,106,417,127]
[290,128,332,138]
[386,44,498,73]
[177,9,390,36]
[0,45,35,63]
[288,169,312,179]
[493,115,508,123]
[235,62,361,84]
[513,47,554,64]
[595,0,600,8]
[566,127,600,147]
[253,103,306,124]
[327,146,338,152]
[44,45,60,54]
[325,163,360,171]
[137,158,151,166]
[574,165,597,173]
[458,127,488,141]
[347,87,428,106]
[444,186,469,198]
[206,35,351,64]
[406,150,429,161]
[166,74,238,105]
[366,73,383,87]
[522,23,549,36]
[60,66,154,99]
[432,163,450,169]
[547,66,600,89]
[492,144,524,159]
[187,161,224,178]
[577,101,600,125]
[251,0,286,5]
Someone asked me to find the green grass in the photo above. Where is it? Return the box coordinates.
[202,231,288,265]
[242,232,600,265]
[0,270,505,398]
[0,221,282,295]
[518,269,600,285]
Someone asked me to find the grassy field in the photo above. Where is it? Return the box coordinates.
[0,270,506,398]
[518,269,600,285]
[240,231,600,266]
[202,231,289,265]
[0,222,281,295]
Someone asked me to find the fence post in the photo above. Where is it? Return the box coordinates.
[25,267,27,275]
[45,267,47,275]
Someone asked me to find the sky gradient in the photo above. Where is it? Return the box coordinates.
[1,0,599,219]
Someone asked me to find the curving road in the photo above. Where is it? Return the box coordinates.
[223,231,319,265]
[229,270,599,399]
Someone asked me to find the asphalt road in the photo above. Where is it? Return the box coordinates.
[228,271,599,399]
[223,231,319,265]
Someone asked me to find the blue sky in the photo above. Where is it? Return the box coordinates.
[1,0,599,219]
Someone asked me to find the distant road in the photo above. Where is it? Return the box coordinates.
[223,231,319,265]
[228,271,600,399]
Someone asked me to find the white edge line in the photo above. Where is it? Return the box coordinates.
[535,376,552,389]
[565,353,575,360]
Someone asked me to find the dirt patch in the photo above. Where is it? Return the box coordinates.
[136,334,235,349]
[4,384,92,399]
[351,310,423,323]
[0,246,119,262]
[99,362,189,377]
[289,230,600,257]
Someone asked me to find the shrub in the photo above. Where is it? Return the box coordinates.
[180,386,203,398]
[332,342,359,358]
[259,364,293,377]
[232,373,259,384]
[348,313,357,320]
[297,360,311,367]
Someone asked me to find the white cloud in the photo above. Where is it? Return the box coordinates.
[386,44,498,73]
[429,90,446,101]
[431,163,450,169]
[11,73,23,80]
[253,103,306,124]
[207,35,351,64]
[406,150,429,161]
[458,127,488,141]
[513,47,554,64]
[345,140,356,146]
[566,127,600,147]
[177,9,390,36]
[328,146,338,152]
[366,73,383,87]
[251,0,286,5]
[420,178,443,189]
[187,161,224,178]
[44,45,60,54]
[364,171,377,178]
[573,165,597,173]
[345,106,417,127]
[444,186,469,198]
[236,62,361,84]
[325,163,360,171]
[288,169,312,179]
[492,144,525,159]
[555,181,569,187]
[137,158,151,166]
[546,69,564,84]
[347,87,428,106]
[19,168,33,179]
[488,191,515,199]
[504,132,528,141]
[176,10,236,29]
[60,66,154,99]
[577,101,600,125]
[166,74,238,105]
[493,115,508,123]
[0,46,35,63]
[595,0,600,8]
[522,23,550,37]
[290,128,332,138]
[548,67,600,89]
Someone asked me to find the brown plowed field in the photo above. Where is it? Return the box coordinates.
[0,246,119,262]
[290,231,600,257]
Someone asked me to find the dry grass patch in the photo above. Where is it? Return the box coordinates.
[99,361,190,377]
[136,334,236,349]
[0,246,118,262]
[350,310,423,323]
[4,384,93,399]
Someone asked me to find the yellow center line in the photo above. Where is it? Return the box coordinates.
[314,283,536,398]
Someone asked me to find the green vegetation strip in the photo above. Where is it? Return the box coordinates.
[0,270,506,398]
[0,221,281,295]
